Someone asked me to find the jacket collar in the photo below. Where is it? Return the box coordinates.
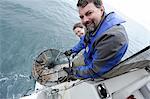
[91,12,125,37]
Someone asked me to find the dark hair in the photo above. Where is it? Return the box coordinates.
[77,0,102,8]
[73,22,84,30]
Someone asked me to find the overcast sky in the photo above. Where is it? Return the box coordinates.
[104,0,150,31]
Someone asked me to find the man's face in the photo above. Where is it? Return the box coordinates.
[78,3,104,33]
[73,27,85,38]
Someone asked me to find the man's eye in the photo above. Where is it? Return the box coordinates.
[80,16,84,19]
[86,11,92,16]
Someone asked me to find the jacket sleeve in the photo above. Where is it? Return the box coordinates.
[73,25,128,79]
[71,36,86,54]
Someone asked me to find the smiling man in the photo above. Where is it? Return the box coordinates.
[73,22,85,38]
[63,0,129,80]
[64,22,86,57]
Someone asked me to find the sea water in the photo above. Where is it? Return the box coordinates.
[0,0,150,99]
[0,0,79,98]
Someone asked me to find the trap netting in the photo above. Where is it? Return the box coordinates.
[32,49,69,86]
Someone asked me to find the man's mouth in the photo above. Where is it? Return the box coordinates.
[85,22,95,32]
[85,22,92,26]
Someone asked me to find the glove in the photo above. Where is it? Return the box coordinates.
[63,67,73,75]
[63,67,77,81]
[72,53,77,58]
[64,49,73,56]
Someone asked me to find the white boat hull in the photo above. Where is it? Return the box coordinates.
[20,68,150,99]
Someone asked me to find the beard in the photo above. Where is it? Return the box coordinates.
[84,20,97,33]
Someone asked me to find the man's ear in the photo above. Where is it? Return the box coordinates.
[100,5,104,12]
[100,5,105,17]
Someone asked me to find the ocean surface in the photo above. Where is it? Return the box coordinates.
[0,0,150,99]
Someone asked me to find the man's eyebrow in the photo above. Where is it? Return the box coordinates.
[85,10,93,14]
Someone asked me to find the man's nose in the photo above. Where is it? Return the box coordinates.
[82,16,89,24]
[77,34,81,37]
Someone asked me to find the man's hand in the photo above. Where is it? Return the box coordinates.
[63,67,77,81]
[63,67,73,75]
[64,49,73,56]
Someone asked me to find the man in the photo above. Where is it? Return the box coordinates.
[73,22,85,38]
[64,0,128,80]
[64,22,86,57]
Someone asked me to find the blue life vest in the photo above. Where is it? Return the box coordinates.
[84,12,125,65]
[74,12,128,78]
